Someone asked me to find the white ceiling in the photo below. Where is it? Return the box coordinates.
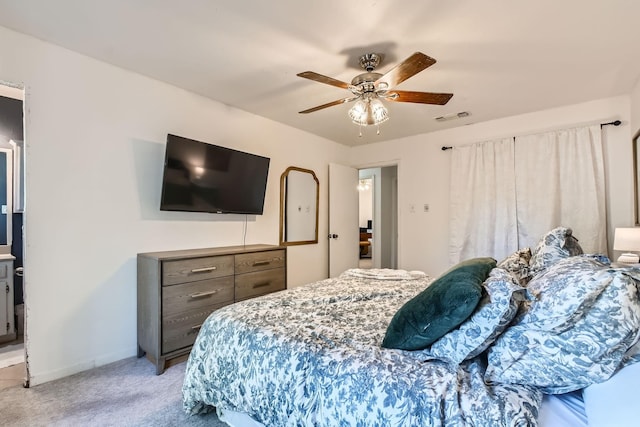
[0,1,639,146]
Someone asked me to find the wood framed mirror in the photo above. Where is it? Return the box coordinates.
[279,166,319,246]
[634,128,640,225]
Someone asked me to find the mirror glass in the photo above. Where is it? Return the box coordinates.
[280,167,319,245]
[0,147,13,247]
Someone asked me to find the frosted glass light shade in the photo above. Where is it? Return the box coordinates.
[348,100,369,125]
[348,98,389,126]
[369,99,389,124]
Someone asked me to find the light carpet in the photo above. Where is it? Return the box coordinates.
[0,356,225,427]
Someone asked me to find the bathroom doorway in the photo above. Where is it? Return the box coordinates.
[0,81,27,387]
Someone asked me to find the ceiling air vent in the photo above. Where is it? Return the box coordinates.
[435,111,470,122]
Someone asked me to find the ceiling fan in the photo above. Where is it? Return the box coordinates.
[297,52,453,129]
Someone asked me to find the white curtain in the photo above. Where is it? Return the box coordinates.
[449,138,518,263]
[514,125,607,253]
[449,124,607,263]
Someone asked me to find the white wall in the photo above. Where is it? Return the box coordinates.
[0,26,349,385]
[350,96,632,277]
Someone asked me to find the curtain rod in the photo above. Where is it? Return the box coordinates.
[441,119,622,151]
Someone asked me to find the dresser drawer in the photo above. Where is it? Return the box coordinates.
[163,255,234,285]
[235,250,285,275]
[162,276,234,317]
[162,304,230,353]
[235,268,286,301]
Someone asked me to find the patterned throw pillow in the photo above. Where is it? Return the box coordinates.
[485,256,640,394]
[528,227,583,278]
[381,257,495,351]
[425,268,526,364]
[497,247,532,286]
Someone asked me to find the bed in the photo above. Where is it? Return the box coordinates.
[182,227,640,426]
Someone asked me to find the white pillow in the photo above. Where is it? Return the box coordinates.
[583,362,640,427]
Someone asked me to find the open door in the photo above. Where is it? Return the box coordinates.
[328,163,359,277]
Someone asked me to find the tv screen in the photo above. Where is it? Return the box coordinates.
[160,134,270,214]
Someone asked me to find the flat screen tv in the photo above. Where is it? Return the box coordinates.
[160,134,270,214]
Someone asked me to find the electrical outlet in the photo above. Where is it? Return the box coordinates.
[409,204,415,213]
[424,204,429,212]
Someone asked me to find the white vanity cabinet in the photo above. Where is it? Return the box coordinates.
[0,254,16,343]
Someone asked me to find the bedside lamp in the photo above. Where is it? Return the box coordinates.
[613,227,640,263]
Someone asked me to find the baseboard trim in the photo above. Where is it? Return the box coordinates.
[28,347,136,386]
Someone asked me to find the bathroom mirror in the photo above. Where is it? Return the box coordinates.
[0,147,13,249]
[279,166,319,246]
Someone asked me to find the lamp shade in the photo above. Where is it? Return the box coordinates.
[613,228,640,252]
[613,227,640,263]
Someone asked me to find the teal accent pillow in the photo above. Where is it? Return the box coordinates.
[381,257,496,351]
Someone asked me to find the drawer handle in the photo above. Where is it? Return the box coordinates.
[190,266,217,273]
[191,324,203,330]
[252,281,270,289]
[189,290,218,299]
[252,261,270,267]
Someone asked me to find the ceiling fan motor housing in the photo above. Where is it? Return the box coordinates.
[351,72,383,91]
[359,53,381,72]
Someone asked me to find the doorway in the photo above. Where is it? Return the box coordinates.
[358,165,398,269]
[0,82,27,387]
[358,176,373,268]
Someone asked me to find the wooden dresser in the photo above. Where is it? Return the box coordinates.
[137,244,286,374]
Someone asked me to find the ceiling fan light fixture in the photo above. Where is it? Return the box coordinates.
[348,98,389,127]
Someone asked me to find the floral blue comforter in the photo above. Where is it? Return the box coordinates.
[182,271,541,426]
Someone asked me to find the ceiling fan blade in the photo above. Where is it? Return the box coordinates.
[386,90,453,105]
[298,97,358,114]
[297,71,350,90]
[375,52,436,89]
